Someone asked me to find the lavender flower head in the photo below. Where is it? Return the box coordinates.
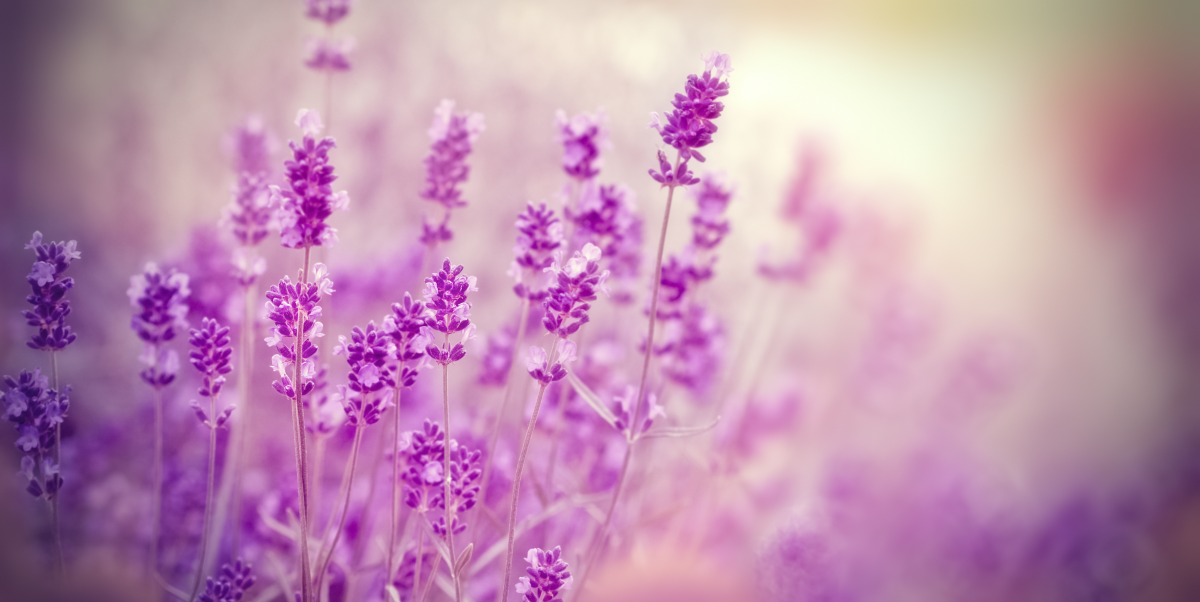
[128,263,191,389]
[566,183,643,303]
[555,109,608,181]
[611,385,664,437]
[511,201,564,301]
[23,231,81,351]
[542,243,609,338]
[398,420,483,537]
[332,321,394,426]
[515,546,573,602]
[478,326,515,386]
[197,559,256,602]
[421,259,477,364]
[419,100,484,245]
[305,0,352,25]
[383,292,432,389]
[269,109,350,249]
[264,263,333,400]
[187,318,235,429]
[526,339,577,386]
[305,37,354,72]
[3,369,68,499]
[648,51,732,164]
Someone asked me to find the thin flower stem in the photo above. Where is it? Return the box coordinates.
[473,296,531,544]
[292,246,314,602]
[151,383,163,576]
[441,361,461,602]
[190,392,220,600]
[314,419,365,593]
[50,350,64,572]
[386,385,404,592]
[573,152,682,601]
[499,380,550,602]
[419,554,442,602]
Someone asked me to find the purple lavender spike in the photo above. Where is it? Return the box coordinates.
[23,232,81,351]
[555,109,608,181]
[269,109,349,250]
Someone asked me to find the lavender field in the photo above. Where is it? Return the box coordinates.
[4,1,1200,601]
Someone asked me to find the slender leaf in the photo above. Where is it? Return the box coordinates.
[639,416,720,440]
[566,371,618,428]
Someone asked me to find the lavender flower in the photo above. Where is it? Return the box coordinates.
[197,559,256,602]
[511,201,564,301]
[332,321,394,425]
[648,51,732,164]
[555,109,608,181]
[2,369,67,499]
[690,171,734,249]
[264,263,333,400]
[566,183,643,303]
[128,263,191,389]
[398,420,482,536]
[305,37,354,72]
[648,148,701,188]
[187,318,235,428]
[269,109,350,249]
[384,292,432,388]
[23,232,80,351]
[422,259,477,364]
[430,441,483,538]
[305,0,352,25]
[542,243,609,338]
[515,546,572,602]
[418,100,484,245]
[526,339,577,386]
[478,326,515,386]
[611,385,664,437]
[658,303,724,395]
[224,172,274,250]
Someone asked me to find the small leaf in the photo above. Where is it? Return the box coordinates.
[454,542,474,575]
[565,371,618,428]
[385,585,402,602]
[639,416,721,440]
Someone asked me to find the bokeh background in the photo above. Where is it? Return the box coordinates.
[3,0,1200,600]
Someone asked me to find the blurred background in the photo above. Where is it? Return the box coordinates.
[3,0,1200,600]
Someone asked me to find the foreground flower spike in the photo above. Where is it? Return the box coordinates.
[511,201,565,301]
[542,243,609,338]
[515,547,573,602]
[264,264,333,401]
[648,51,732,164]
[223,117,276,255]
[526,339,577,385]
[690,171,734,250]
[2,369,68,499]
[332,321,393,426]
[187,317,235,599]
[418,100,485,246]
[197,558,256,602]
[305,0,352,25]
[422,258,477,364]
[269,109,350,249]
[555,109,608,181]
[23,232,81,351]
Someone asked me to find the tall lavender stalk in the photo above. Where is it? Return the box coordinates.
[417,101,484,277]
[266,108,348,601]
[186,318,234,599]
[19,231,80,570]
[574,51,731,599]
[421,259,477,601]
[128,263,190,575]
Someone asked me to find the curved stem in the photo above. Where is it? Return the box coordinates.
[292,246,314,602]
[441,362,461,602]
[151,385,163,576]
[386,385,403,593]
[191,393,220,600]
[499,381,550,602]
[314,421,364,593]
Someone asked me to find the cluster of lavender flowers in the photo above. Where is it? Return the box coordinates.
[541,244,609,339]
[3,370,67,498]
[269,110,349,249]
[264,264,333,400]
[23,233,80,351]
[421,259,476,364]
[187,318,235,428]
[397,420,482,537]
[332,322,393,425]
[222,117,274,284]
[515,547,572,602]
[419,100,485,245]
[197,559,256,602]
[510,202,564,301]
[304,0,354,72]
[129,263,191,389]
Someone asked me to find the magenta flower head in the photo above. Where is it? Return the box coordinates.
[264,263,333,400]
[383,292,432,389]
[555,109,608,181]
[515,546,572,602]
[305,37,354,72]
[419,100,484,245]
[511,201,564,301]
[332,321,394,426]
[128,263,190,389]
[197,559,255,602]
[269,109,350,249]
[187,317,235,428]
[526,339,577,386]
[542,243,609,338]
[3,369,68,499]
[305,0,352,25]
[648,51,732,164]
[22,231,81,351]
[421,259,477,364]
[690,171,734,249]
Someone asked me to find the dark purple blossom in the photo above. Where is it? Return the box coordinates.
[511,201,564,301]
[264,263,333,400]
[224,172,274,250]
[269,109,349,249]
[418,100,484,245]
[197,558,256,602]
[566,183,644,304]
[305,37,354,72]
[2,369,67,499]
[555,109,608,180]
[515,546,572,602]
[542,244,609,338]
[526,339,577,386]
[227,115,275,177]
[648,148,701,188]
[188,317,235,428]
[22,232,80,351]
[648,51,732,163]
[383,292,432,389]
[305,0,352,25]
[128,263,190,389]
[421,259,477,364]
[332,321,394,426]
